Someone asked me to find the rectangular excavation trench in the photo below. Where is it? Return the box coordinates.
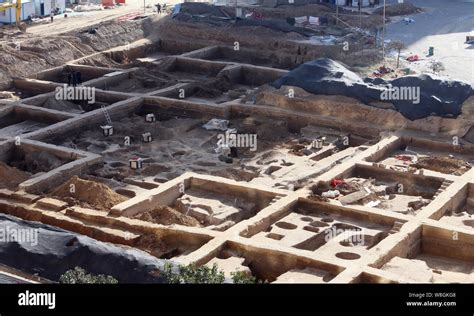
[114,175,283,232]
[77,39,207,68]
[311,164,446,215]
[23,90,131,114]
[365,135,474,176]
[0,105,72,138]
[375,224,474,283]
[101,57,227,94]
[185,45,299,70]
[241,197,403,262]
[32,65,117,84]
[0,80,59,101]
[196,240,344,283]
[435,183,474,230]
[0,139,100,193]
[40,97,350,186]
[159,62,286,104]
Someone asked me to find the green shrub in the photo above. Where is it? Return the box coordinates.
[59,267,118,284]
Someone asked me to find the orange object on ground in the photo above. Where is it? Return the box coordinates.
[331,178,345,188]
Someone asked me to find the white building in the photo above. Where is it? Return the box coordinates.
[34,0,66,16]
[0,0,66,23]
[0,0,36,23]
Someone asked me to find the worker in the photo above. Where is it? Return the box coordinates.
[50,10,54,23]
[155,3,161,14]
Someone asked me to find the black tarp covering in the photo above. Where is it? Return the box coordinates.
[272,58,473,120]
[0,214,167,283]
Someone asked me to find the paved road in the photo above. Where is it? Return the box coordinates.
[385,0,474,83]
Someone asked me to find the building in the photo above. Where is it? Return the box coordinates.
[35,0,66,16]
[0,0,35,24]
[0,0,66,24]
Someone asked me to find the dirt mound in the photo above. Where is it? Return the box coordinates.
[133,206,201,227]
[51,176,127,211]
[0,162,31,190]
[413,157,471,175]
[374,3,421,16]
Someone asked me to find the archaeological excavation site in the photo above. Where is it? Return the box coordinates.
[0,0,473,292]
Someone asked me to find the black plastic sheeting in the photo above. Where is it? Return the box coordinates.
[0,214,168,283]
[272,58,473,120]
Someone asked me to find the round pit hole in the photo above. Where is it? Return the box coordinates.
[108,161,127,168]
[309,221,329,227]
[303,226,320,233]
[321,217,334,223]
[275,221,297,230]
[463,220,474,228]
[335,252,361,260]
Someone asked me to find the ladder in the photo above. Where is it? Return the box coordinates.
[101,105,112,125]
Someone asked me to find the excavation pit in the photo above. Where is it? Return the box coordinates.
[0,105,70,138]
[114,174,283,231]
[366,136,474,176]
[0,81,58,101]
[23,90,131,114]
[79,40,206,67]
[200,240,342,283]
[0,140,98,193]
[104,58,227,94]
[241,197,399,259]
[47,102,318,185]
[161,63,284,104]
[132,230,212,260]
[438,183,474,231]
[187,45,295,70]
[33,65,116,84]
[378,224,474,283]
[312,164,446,215]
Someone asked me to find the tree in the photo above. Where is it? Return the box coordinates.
[59,267,118,284]
[388,41,406,68]
[162,262,225,284]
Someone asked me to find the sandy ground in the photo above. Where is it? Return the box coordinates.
[384,0,474,83]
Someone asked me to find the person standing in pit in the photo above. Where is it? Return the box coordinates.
[155,3,161,14]
[50,10,54,23]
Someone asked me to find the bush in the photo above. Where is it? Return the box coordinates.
[59,267,118,284]
[230,271,258,284]
[163,262,225,284]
